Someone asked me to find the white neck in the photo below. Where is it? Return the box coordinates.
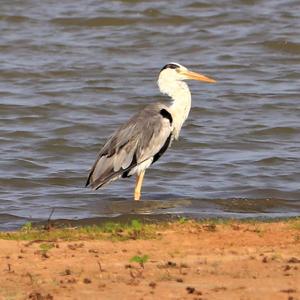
[158,78,191,139]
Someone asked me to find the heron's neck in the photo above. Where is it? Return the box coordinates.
[160,81,191,139]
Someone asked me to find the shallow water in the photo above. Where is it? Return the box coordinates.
[0,0,300,230]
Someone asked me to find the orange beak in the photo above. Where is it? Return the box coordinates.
[181,70,216,83]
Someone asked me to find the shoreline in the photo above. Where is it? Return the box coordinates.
[1,218,299,299]
[2,196,299,231]
[2,211,300,233]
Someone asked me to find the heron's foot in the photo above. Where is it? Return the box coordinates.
[134,192,141,201]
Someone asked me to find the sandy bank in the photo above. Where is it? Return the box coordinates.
[0,219,299,300]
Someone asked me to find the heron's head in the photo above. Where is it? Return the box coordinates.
[157,62,216,96]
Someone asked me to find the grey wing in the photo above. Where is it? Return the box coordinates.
[85,103,173,190]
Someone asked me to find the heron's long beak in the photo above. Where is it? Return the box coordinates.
[181,70,216,83]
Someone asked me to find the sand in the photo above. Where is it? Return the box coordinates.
[0,220,299,300]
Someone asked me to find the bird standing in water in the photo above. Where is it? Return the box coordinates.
[86,63,216,200]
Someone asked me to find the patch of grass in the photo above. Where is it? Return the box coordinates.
[21,222,32,232]
[0,219,157,241]
[100,219,156,241]
[1,217,299,242]
[130,254,149,268]
[131,219,142,231]
[0,226,87,241]
[101,222,123,234]
[39,243,54,254]
[178,217,188,224]
[288,217,300,230]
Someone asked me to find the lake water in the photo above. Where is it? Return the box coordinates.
[1,0,300,230]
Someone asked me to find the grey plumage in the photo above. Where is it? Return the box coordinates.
[86,102,173,190]
[86,63,216,200]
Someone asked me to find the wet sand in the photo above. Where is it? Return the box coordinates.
[1,220,299,300]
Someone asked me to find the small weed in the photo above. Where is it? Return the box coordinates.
[130,254,149,268]
[289,218,300,230]
[39,243,54,255]
[21,222,32,232]
[127,219,143,239]
[102,222,123,234]
[178,217,188,224]
[99,219,155,240]
[131,219,142,231]
[128,253,149,280]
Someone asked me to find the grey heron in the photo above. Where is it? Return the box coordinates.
[86,63,216,200]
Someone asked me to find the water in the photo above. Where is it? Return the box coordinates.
[1,0,300,230]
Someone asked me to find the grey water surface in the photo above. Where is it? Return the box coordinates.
[1,0,300,230]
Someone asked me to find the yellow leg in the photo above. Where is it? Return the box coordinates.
[134,170,145,201]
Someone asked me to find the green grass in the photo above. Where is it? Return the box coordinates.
[40,242,55,252]
[0,217,299,242]
[0,219,158,241]
[178,217,188,224]
[130,254,149,268]
[288,217,300,230]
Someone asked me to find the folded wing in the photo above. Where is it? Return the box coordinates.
[86,103,173,190]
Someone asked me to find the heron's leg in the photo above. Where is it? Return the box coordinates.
[134,170,145,201]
